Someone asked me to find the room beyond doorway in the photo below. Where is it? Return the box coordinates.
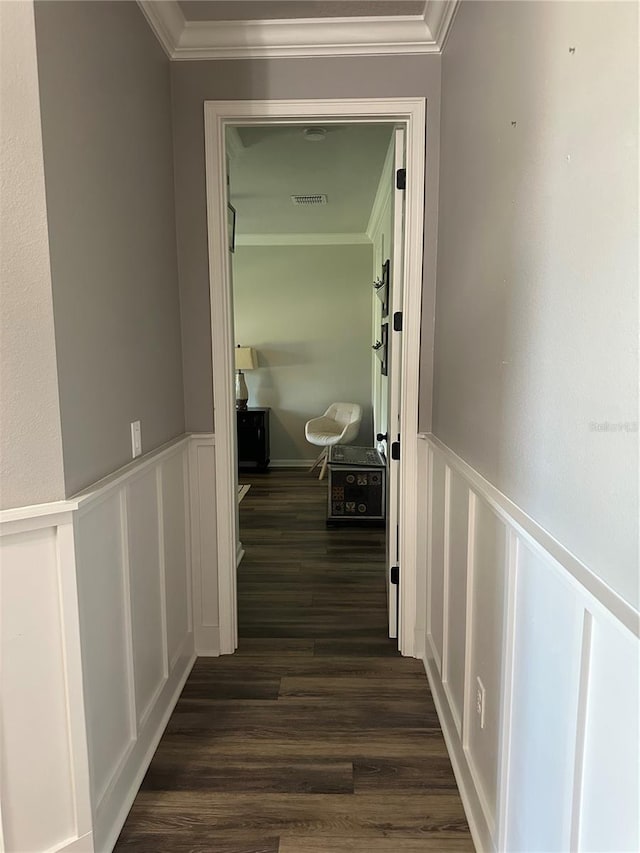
[229,119,395,648]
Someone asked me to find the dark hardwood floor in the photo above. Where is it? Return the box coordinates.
[115,469,474,852]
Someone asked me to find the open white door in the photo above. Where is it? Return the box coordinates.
[386,126,406,640]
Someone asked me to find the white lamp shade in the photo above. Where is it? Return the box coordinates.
[235,346,256,371]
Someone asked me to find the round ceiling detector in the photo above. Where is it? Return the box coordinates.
[303,127,327,143]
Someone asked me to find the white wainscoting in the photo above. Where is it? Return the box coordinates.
[0,509,93,853]
[74,437,198,852]
[0,433,218,853]
[417,433,640,853]
[189,434,220,655]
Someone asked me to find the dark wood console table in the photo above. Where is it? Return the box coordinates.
[237,407,270,471]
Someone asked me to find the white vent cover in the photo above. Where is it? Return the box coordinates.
[291,194,327,206]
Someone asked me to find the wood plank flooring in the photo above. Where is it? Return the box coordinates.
[115,469,474,853]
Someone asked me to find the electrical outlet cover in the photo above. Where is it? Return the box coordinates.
[131,420,142,458]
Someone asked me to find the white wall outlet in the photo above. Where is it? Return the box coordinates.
[130,420,142,458]
[476,677,486,729]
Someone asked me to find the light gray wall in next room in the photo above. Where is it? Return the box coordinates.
[233,244,374,460]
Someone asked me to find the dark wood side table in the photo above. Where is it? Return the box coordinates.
[237,407,270,471]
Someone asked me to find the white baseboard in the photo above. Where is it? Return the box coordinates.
[422,653,490,853]
[96,651,196,852]
[269,459,315,468]
[54,832,94,852]
[195,626,221,658]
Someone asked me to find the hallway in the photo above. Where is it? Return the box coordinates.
[3,3,637,851]
[114,470,473,852]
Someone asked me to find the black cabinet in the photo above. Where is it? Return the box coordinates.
[237,407,270,471]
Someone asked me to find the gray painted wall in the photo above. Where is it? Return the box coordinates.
[0,1,65,509]
[233,244,374,460]
[34,0,185,496]
[433,1,639,606]
[170,54,441,433]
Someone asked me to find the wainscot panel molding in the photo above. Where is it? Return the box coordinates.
[0,433,219,853]
[189,433,220,655]
[0,512,93,853]
[417,433,640,853]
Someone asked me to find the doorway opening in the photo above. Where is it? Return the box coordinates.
[204,99,426,659]
[229,121,394,656]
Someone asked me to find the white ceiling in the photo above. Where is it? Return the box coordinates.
[179,1,426,21]
[228,124,392,236]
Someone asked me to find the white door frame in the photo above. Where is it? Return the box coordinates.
[204,97,426,657]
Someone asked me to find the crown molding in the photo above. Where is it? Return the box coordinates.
[137,0,184,58]
[235,233,371,247]
[137,1,459,61]
[176,16,439,60]
[424,0,461,51]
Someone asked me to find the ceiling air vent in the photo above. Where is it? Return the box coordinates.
[291,194,327,206]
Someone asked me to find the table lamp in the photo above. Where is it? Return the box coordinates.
[235,346,256,410]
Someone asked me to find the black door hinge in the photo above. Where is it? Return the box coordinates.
[396,168,406,190]
[390,566,400,585]
[391,440,400,461]
[393,311,403,331]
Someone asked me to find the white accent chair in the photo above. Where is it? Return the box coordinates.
[305,402,362,480]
